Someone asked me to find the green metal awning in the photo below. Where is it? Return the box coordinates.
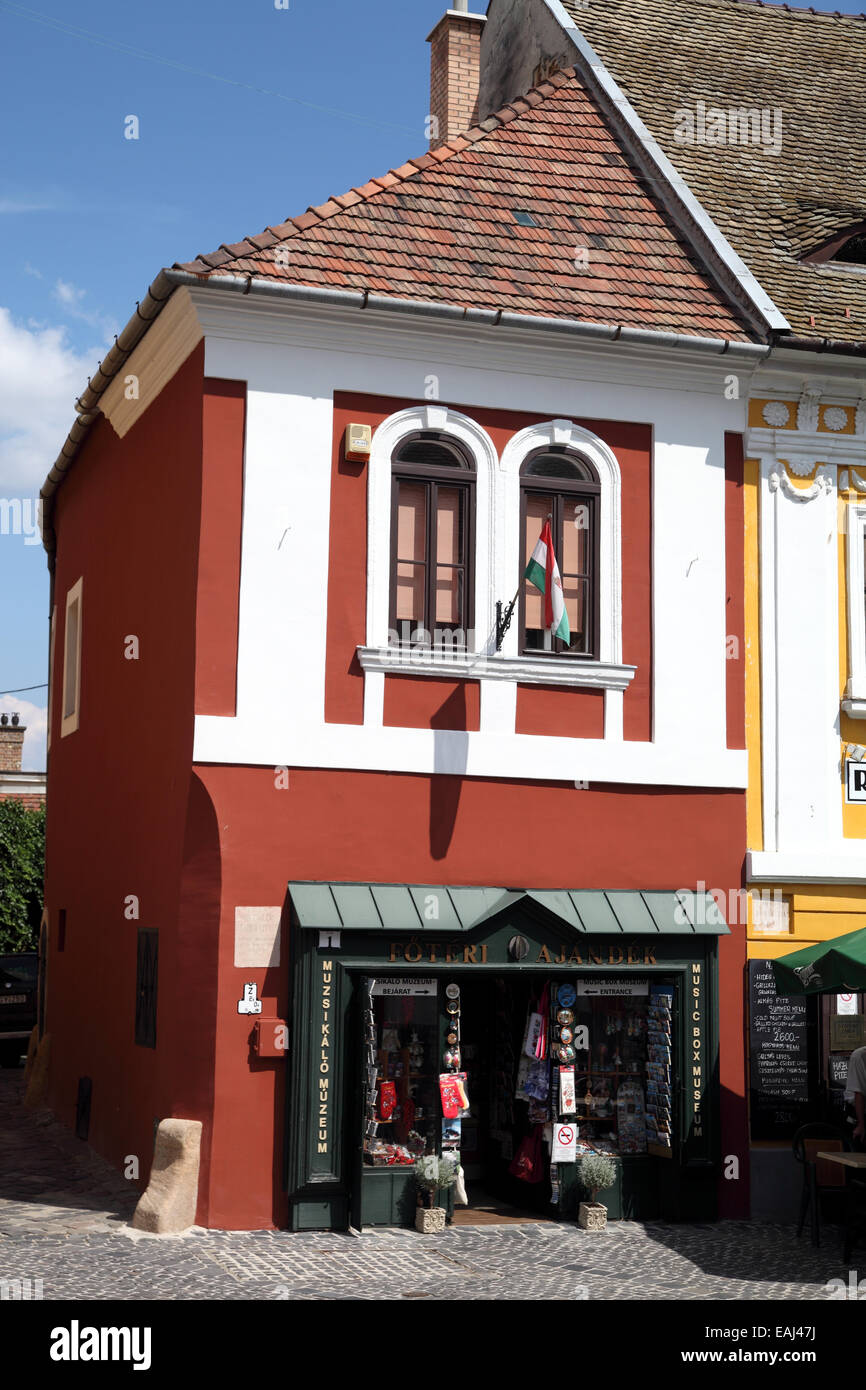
[288,883,730,936]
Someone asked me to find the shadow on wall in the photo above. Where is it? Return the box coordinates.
[430,685,469,859]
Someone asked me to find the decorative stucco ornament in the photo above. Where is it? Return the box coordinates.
[762,401,790,427]
[797,389,822,433]
[855,399,866,436]
[769,469,833,502]
[822,406,848,432]
[786,454,817,477]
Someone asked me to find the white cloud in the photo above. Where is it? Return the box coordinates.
[0,697,47,774]
[54,278,86,308]
[52,279,119,339]
[0,306,103,494]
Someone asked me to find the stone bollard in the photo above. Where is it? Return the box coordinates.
[22,1033,51,1109]
[132,1119,203,1234]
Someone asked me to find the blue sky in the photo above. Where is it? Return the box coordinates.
[0,0,447,765]
[1,0,863,768]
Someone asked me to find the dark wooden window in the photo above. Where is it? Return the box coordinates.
[390,433,475,645]
[519,447,600,657]
[135,929,158,1049]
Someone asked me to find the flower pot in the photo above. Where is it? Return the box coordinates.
[415,1206,447,1233]
[578,1201,608,1231]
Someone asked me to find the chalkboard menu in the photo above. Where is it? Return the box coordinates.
[749,959,817,1140]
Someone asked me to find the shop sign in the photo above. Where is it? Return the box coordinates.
[837,994,857,1017]
[577,978,649,997]
[690,961,704,1143]
[551,1123,577,1163]
[830,1014,866,1051]
[317,959,332,1156]
[371,978,437,997]
[387,939,657,967]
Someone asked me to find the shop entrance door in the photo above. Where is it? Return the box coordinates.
[352,966,675,1228]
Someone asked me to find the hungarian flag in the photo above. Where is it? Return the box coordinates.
[524,520,570,644]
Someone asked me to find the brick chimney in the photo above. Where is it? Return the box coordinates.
[0,713,25,772]
[427,3,486,150]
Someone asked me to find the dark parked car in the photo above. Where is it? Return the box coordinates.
[0,953,37,1066]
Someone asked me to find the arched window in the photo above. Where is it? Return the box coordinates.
[390,432,475,644]
[520,447,599,656]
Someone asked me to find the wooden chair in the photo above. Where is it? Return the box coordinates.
[793,1123,849,1247]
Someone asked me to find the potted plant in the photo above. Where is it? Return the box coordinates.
[413,1155,457,1233]
[577,1153,617,1230]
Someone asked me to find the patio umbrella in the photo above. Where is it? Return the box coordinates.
[772,926,866,996]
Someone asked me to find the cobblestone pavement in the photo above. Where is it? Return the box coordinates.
[0,1070,858,1301]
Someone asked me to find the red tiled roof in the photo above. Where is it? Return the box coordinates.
[176,69,755,342]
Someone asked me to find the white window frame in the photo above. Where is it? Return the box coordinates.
[844,504,866,717]
[362,404,497,656]
[498,419,626,670]
[60,578,83,738]
[357,411,633,693]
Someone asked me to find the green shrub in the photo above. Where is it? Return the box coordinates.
[0,799,45,953]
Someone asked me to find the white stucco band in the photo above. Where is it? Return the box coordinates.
[194,714,746,788]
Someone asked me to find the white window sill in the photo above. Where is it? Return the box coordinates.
[357,645,636,691]
[842,696,866,719]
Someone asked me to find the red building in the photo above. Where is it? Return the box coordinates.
[39,8,765,1231]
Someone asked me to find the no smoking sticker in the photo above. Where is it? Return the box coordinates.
[552,1123,577,1162]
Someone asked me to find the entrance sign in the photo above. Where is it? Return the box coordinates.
[846,760,866,803]
[577,979,649,997]
[552,1123,577,1162]
[371,977,437,997]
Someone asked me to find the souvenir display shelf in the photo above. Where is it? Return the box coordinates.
[363,992,440,1167]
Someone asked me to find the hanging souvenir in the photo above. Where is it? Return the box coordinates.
[534,984,550,1059]
[445,983,460,1000]
[439,1071,469,1119]
[377,1080,397,1122]
[559,1065,576,1115]
[557,1008,574,1027]
[523,1057,550,1103]
[522,1008,545,1060]
[442,1117,462,1148]
[508,1125,545,1183]
[557,983,577,1008]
